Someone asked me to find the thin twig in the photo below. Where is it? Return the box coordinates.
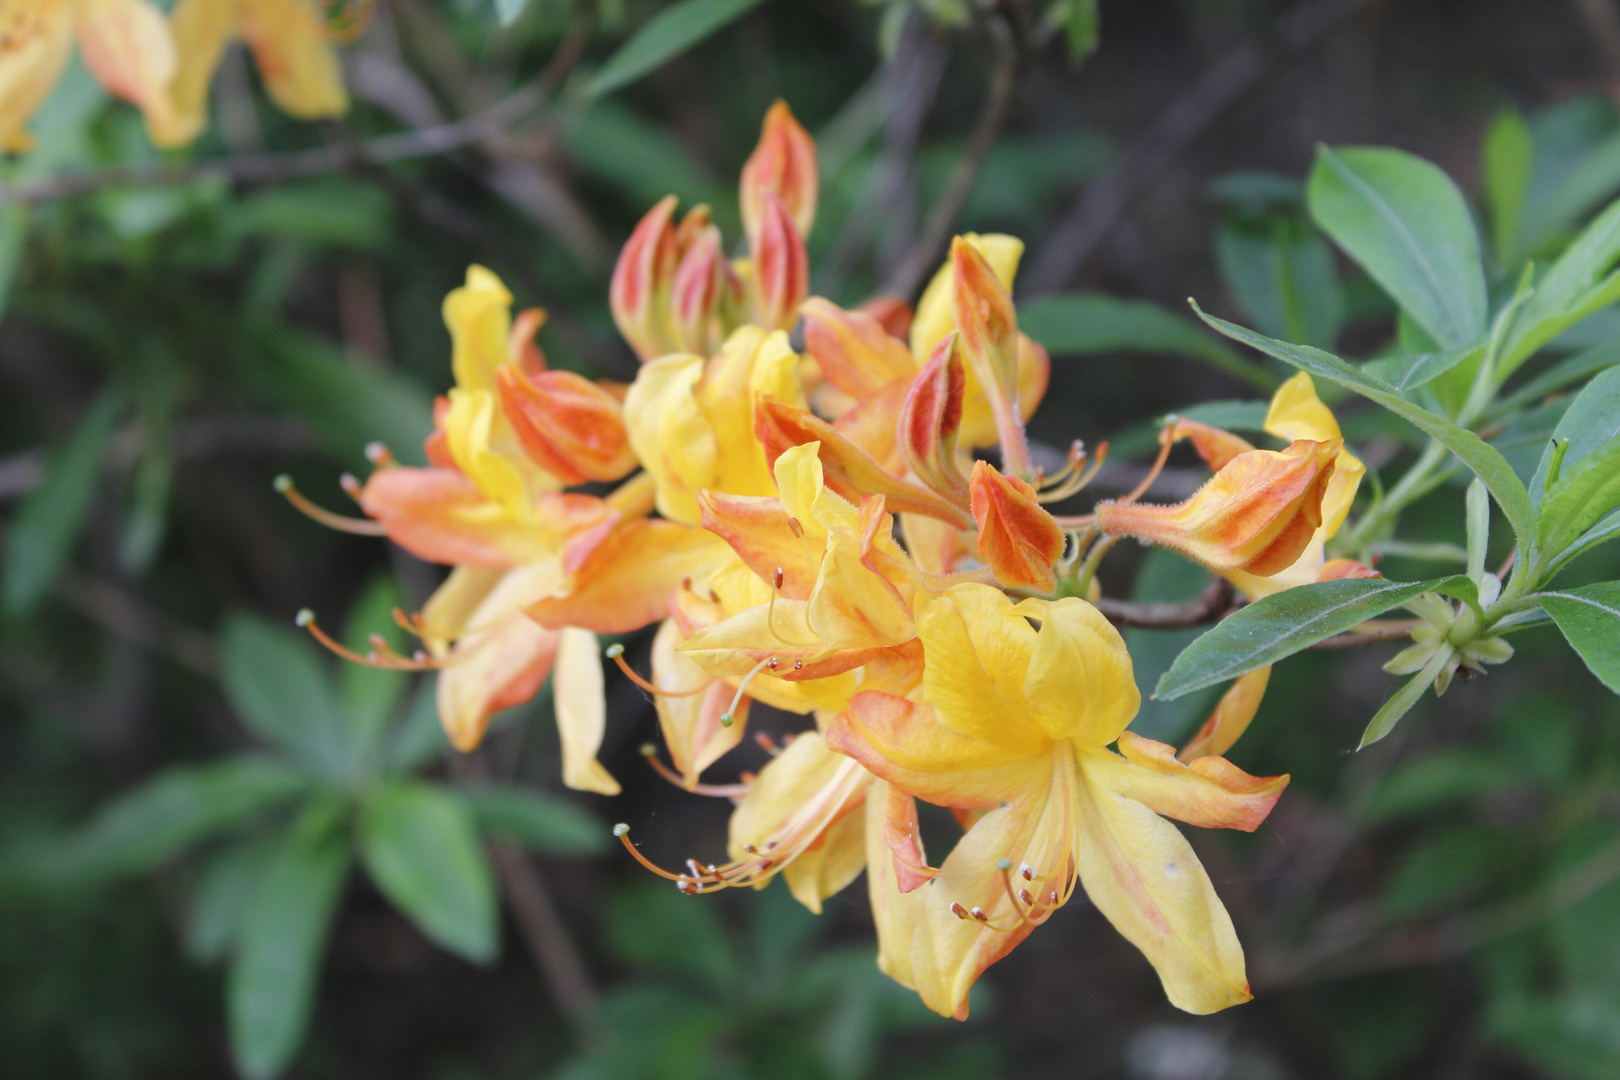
[489,843,600,1022]
[3,71,556,205]
[1573,0,1620,81]
[882,15,1020,299]
[53,572,219,675]
[1093,577,1239,628]
[1022,0,1374,294]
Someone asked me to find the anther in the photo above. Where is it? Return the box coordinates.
[950,902,970,920]
[275,475,387,535]
[793,659,803,670]
[338,473,362,500]
[774,567,784,589]
[767,658,780,670]
[720,712,734,727]
[612,823,630,837]
[742,844,758,854]
[1019,889,1034,905]
[606,642,625,658]
[295,608,314,627]
[787,517,805,539]
[995,858,1013,872]
[1020,864,1035,880]
[364,441,396,467]
[639,743,657,757]
[970,907,989,923]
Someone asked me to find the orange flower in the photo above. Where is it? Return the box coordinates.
[968,460,1065,593]
[1097,438,1340,575]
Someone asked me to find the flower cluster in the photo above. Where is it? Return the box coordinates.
[287,103,1357,1019]
[0,0,356,150]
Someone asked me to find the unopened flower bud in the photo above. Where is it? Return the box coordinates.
[497,367,638,484]
[610,195,680,361]
[740,99,818,251]
[750,191,809,332]
[969,460,1065,593]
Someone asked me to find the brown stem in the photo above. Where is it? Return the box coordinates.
[1309,620,1421,649]
[489,843,600,1023]
[54,572,219,676]
[882,14,1020,300]
[1093,577,1238,628]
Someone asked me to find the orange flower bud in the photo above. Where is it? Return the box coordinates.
[739,99,818,250]
[898,332,969,507]
[968,460,1065,593]
[496,367,638,485]
[1097,439,1341,576]
[610,195,679,361]
[800,297,917,399]
[669,221,738,355]
[1318,558,1381,582]
[951,237,1030,475]
[755,397,975,528]
[751,191,809,332]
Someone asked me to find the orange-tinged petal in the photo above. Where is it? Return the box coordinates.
[553,626,619,795]
[910,233,1023,362]
[610,195,679,361]
[830,378,912,473]
[1178,667,1270,762]
[434,561,565,752]
[359,466,554,567]
[1167,417,1256,472]
[1095,731,1287,831]
[697,489,819,600]
[418,565,504,649]
[827,692,1046,807]
[1318,557,1381,581]
[1097,439,1339,575]
[76,0,180,135]
[1265,372,1364,537]
[806,524,915,653]
[864,763,1072,1020]
[528,519,731,635]
[755,398,974,528]
[236,0,346,119]
[726,730,871,908]
[951,237,1029,468]
[650,618,745,788]
[669,220,736,356]
[155,0,230,146]
[969,460,1064,593]
[750,191,808,331]
[898,333,969,507]
[900,512,967,576]
[858,295,913,341]
[496,366,638,484]
[882,782,938,892]
[739,99,818,248]
[958,332,1048,449]
[800,297,917,400]
[1073,748,1251,1014]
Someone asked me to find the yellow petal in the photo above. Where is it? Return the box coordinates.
[623,352,716,525]
[1014,594,1140,746]
[916,583,1048,754]
[699,326,806,497]
[782,803,866,914]
[1264,372,1364,537]
[1179,667,1270,761]
[236,0,346,119]
[419,565,505,650]
[909,233,1024,362]
[806,525,915,653]
[553,627,620,795]
[0,5,72,150]
[650,618,745,787]
[1091,731,1288,831]
[435,562,565,752]
[1073,747,1251,1014]
[444,265,514,393]
[160,0,234,148]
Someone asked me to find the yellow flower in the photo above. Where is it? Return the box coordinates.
[1,0,184,150]
[828,583,1287,1019]
[163,0,347,147]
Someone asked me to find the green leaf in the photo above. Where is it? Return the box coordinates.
[1537,434,1620,559]
[1484,110,1534,266]
[604,882,737,991]
[1017,293,1277,391]
[1543,582,1620,693]
[1495,338,1620,415]
[185,833,280,963]
[1155,576,1467,701]
[1362,344,1480,392]
[1306,146,1487,349]
[494,0,530,25]
[358,780,498,963]
[1545,510,1620,581]
[220,615,349,778]
[59,755,306,881]
[339,575,409,764]
[1363,750,1517,823]
[2,389,124,616]
[588,0,767,98]
[1501,197,1620,376]
[1359,644,1452,748]
[228,800,349,1080]
[1065,0,1099,61]
[458,785,605,854]
[1191,303,1539,545]
[1530,367,1620,510]
[1214,214,1342,349]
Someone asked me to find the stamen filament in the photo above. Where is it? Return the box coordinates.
[639,746,753,798]
[720,657,775,727]
[1119,433,1171,505]
[605,643,707,697]
[274,476,387,535]
[295,609,442,670]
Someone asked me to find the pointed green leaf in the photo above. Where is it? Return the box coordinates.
[1483,110,1533,266]
[1214,214,1342,349]
[457,784,606,855]
[588,0,767,98]
[1530,366,1620,510]
[228,800,349,1080]
[1542,582,1620,694]
[382,682,447,775]
[358,780,497,963]
[1495,338,1620,416]
[220,614,349,777]
[1359,646,1451,748]
[1307,146,1487,349]
[1362,344,1479,392]
[1502,196,1620,376]
[1018,292,1276,391]
[1156,576,1468,701]
[1537,434,1620,559]
[1190,303,1538,546]
[1065,0,1100,60]
[494,0,530,25]
[1545,510,1620,581]
[339,574,409,764]
[186,833,281,963]
[3,389,124,616]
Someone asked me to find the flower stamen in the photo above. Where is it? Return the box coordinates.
[274,476,387,535]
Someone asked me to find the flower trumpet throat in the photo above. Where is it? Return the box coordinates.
[1096,439,1341,575]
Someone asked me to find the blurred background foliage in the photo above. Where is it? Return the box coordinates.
[8,0,1620,1077]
